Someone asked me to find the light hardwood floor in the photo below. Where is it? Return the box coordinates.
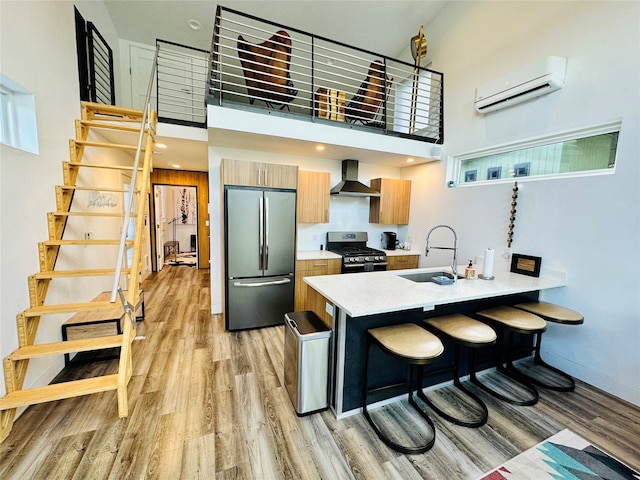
[1,266,639,479]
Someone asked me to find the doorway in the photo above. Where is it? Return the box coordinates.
[148,168,209,272]
[154,185,198,269]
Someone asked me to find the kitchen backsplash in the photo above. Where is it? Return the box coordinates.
[297,196,405,250]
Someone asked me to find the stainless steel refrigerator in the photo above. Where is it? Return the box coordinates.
[224,186,296,330]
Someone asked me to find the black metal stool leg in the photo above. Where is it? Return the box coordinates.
[470,328,539,406]
[418,345,489,427]
[362,334,436,454]
[506,332,576,391]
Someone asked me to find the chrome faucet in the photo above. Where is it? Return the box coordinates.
[425,224,458,281]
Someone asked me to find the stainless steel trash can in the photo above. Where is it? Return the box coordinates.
[284,311,331,415]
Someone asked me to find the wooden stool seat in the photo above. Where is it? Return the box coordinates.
[511,301,584,391]
[477,306,547,334]
[422,314,496,427]
[363,323,444,454]
[425,314,497,346]
[514,301,584,325]
[369,323,444,361]
[474,306,544,406]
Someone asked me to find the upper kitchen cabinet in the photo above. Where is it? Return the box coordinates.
[369,178,411,225]
[297,170,330,223]
[222,159,298,189]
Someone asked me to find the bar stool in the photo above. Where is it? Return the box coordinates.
[363,323,444,454]
[474,306,547,406]
[512,301,584,391]
[421,314,497,427]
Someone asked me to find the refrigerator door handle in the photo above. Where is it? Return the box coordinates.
[259,196,264,270]
[264,197,269,270]
[233,278,291,288]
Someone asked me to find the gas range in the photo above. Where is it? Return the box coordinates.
[326,232,387,273]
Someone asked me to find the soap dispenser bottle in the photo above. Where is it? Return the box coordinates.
[465,260,476,280]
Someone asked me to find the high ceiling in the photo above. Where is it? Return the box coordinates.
[102,1,450,171]
[104,1,449,60]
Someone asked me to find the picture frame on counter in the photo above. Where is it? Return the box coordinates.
[510,253,542,277]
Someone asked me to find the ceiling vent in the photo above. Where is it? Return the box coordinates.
[474,56,567,113]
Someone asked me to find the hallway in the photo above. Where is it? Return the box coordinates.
[1,265,639,479]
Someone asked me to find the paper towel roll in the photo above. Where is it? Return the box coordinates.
[483,248,495,279]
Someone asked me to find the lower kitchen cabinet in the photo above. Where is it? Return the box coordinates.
[386,254,419,270]
[294,258,341,311]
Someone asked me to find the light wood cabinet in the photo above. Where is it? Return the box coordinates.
[297,170,330,223]
[305,287,335,328]
[369,178,411,225]
[294,258,341,311]
[386,254,419,270]
[222,158,298,189]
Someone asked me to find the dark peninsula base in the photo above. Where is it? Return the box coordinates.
[340,291,540,413]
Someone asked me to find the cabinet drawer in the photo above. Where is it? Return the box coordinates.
[387,255,419,270]
[294,258,341,311]
[296,258,341,275]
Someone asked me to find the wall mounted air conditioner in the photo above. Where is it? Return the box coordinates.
[474,56,567,113]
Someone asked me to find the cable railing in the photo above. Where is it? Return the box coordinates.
[156,40,209,127]
[209,6,444,143]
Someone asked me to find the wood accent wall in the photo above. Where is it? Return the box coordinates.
[150,169,210,270]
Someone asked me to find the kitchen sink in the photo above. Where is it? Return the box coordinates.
[398,271,462,284]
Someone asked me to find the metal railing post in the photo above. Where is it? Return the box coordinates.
[110,44,159,303]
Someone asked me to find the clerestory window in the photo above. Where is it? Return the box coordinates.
[449,120,620,186]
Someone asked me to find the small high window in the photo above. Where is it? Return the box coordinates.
[450,120,620,186]
[0,74,39,154]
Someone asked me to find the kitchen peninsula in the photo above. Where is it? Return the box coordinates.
[303,266,567,417]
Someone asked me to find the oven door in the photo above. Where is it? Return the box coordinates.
[342,260,387,273]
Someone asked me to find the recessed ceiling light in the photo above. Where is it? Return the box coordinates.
[155,143,167,149]
[171,164,181,169]
[316,145,325,151]
[188,19,201,31]
[406,157,415,163]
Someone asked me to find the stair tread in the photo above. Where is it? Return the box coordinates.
[78,119,152,134]
[58,186,132,193]
[24,300,126,317]
[34,268,131,279]
[66,161,143,171]
[42,239,132,246]
[11,335,124,360]
[51,211,132,217]
[0,375,119,411]
[81,101,144,119]
[73,139,139,151]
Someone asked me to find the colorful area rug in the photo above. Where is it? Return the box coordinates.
[477,429,639,480]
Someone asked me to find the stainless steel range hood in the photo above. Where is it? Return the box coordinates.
[330,160,380,197]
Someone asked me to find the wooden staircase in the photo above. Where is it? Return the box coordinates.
[0,102,157,443]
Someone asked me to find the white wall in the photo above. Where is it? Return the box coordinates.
[1,1,80,398]
[403,1,640,405]
[0,1,138,400]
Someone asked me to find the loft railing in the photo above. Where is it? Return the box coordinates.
[156,39,209,127]
[209,6,444,144]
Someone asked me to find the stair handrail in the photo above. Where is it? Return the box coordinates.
[110,44,160,304]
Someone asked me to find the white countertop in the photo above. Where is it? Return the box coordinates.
[297,250,341,261]
[304,266,567,317]
[380,249,420,256]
